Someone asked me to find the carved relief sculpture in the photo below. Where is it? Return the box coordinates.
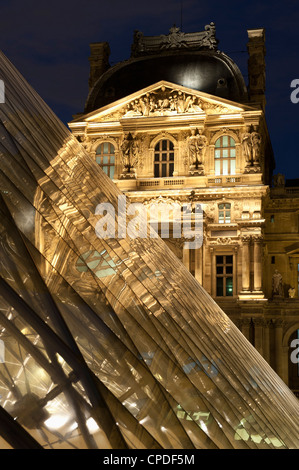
[187,129,207,175]
[120,132,139,178]
[242,126,262,172]
[272,269,284,298]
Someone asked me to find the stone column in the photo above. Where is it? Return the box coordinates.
[195,247,203,284]
[241,235,251,292]
[263,319,271,364]
[241,318,251,341]
[253,235,263,292]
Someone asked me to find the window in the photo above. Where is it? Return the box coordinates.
[270,214,275,223]
[218,203,231,224]
[214,135,236,176]
[216,255,233,297]
[96,142,115,179]
[154,140,174,177]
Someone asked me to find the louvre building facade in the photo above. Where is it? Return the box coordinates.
[0,24,299,450]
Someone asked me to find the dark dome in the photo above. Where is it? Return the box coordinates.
[85,49,248,113]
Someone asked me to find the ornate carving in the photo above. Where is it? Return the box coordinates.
[272,269,284,298]
[273,173,285,187]
[242,126,262,172]
[131,23,218,58]
[187,129,208,175]
[122,86,204,118]
[120,132,139,178]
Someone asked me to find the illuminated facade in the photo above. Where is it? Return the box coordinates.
[69,25,299,397]
[0,25,299,450]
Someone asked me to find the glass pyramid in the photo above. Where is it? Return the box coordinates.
[0,50,299,449]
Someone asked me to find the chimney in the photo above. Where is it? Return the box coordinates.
[247,29,266,110]
[88,42,110,91]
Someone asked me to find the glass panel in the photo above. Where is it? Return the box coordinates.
[222,149,228,158]
[162,153,167,161]
[215,138,221,148]
[215,149,221,159]
[226,255,233,264]
[103,166,108,175]
[110,167,115,179]
[103,156,109,164]
[162,164,167,177]
[96,145,102,155]
[222,136,228,147]
[230,148,236,157]
[215,160,220,175]
[216,277,224,296]
[230,137,235,147]
[96,156,102,164]
[169,163,174,176]
[169,152,174,161]
[230,160,236,175]
[110,156,115,164]
[1,53,298,450]
[154,164,160,177]
[216,256,224,264]
[222,159,228,175]
[162,140,167,151]
[154,154,159,162]
[110,145,115,154]
[226,277,233,296]
[103,142,109,154]
[216,266,223,274]
[226,266,233,274]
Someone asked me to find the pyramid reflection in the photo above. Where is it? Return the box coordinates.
[0,50,299,449]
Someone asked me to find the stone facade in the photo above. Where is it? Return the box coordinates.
[69,26,299,397]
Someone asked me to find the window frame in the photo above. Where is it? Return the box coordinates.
[214,135,236,176]
[215,254,234,298]
[95,142,115,179]
[154,139,175,178]
[218,203,231,224]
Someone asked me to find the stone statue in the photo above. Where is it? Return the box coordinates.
[272,270,283,297]
[288,287,296,298]
[273,173,285,188]
[251,129,262,165]
[120,132,139,177]
[241,129,252,165]
[187,129,207,174]
[242,126,262,170]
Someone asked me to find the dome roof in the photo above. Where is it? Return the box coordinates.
[85,25,248,113]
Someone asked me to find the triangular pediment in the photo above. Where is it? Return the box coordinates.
[71,81,255,124]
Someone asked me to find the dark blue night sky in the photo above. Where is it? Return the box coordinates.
[1,0,299,180]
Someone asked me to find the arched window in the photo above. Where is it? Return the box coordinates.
[96,142,115,179]
[154,140,174,177]
[218,203,231,223]
[214,135,236,176]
